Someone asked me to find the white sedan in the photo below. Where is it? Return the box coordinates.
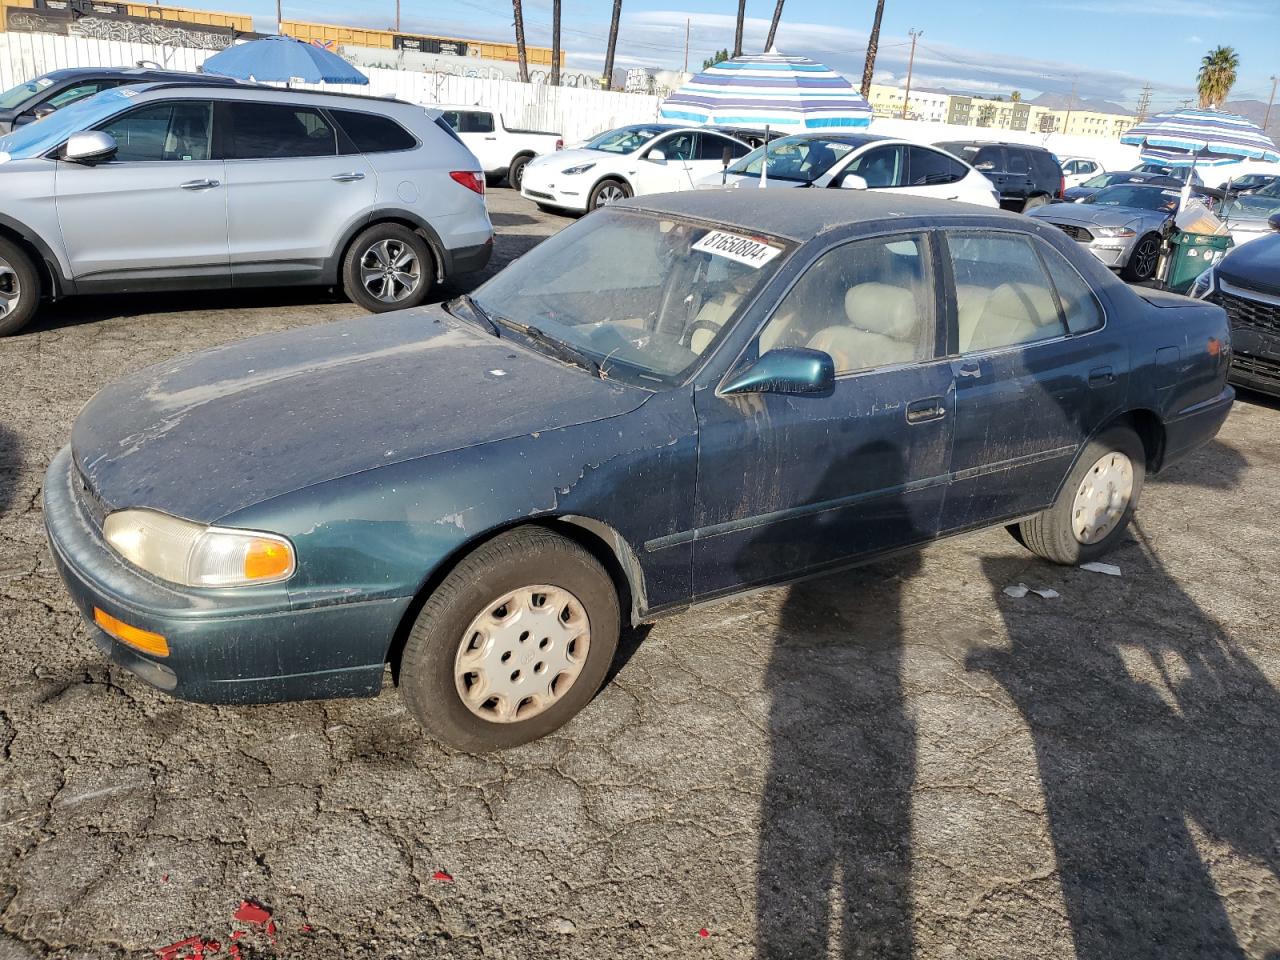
[700,133,1000,208]
[521,123,751,213]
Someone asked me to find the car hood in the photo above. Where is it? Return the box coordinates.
[1030,203,1161,229]
[72,308,651,523]
[1217,233,1280,297]
[528,146,620,170]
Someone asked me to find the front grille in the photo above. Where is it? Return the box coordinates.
[1214,290,1280,335]
[1232,352,1280,386]
[74,464,109,531]
[525,188,555,201]
[1053,222,1094,242]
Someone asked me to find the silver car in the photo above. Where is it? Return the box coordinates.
[1028,183,1180,283]
[0,83,493,335]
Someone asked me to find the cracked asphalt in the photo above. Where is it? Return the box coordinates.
[2,188,1279,959]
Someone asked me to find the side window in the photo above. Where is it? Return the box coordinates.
[459,111,494,133]
[1039,242,1104,334]
[46,80,116,110]
[1007,150,1030,175]
[907,146,965,186]
[654,132,695,161]
[439,110,461,130]
[695,134,743,162]
[973,146,1003,172]
[1063,160,1079,174]
[756,233,936,376]
[948,232,1066,354]
[223,102,337,159]
[842,144,907,188]
[330,109,417,153]
[97,100,213,162]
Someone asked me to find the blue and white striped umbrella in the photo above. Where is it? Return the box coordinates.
[659,52,872,134]
[1120,109,1278,167]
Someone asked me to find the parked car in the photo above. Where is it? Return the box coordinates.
[520,123,751,212]
[1061,156,1103,189]
[0,66,242,134]
[934,140,1063,210]
[1027,182,1181,282]
[1224,172,1279,194]
[45,190,1233,751]
[1130,161,1203,186]
[431,103,562,189]
[705,124,787,149]
[0,82,492,335]
[704,133,999,208]
[1214,177,1280,247]
[1063,170,1182,202]
[1192,227,1280,396]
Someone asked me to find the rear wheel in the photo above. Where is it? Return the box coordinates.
[1122,233,1161,283]
[589,178,631,210]
[508,154,531,190]
[398,527,621,752]
[342,223,433,313]
[1012,425,1146,565]
[0,237,41,337]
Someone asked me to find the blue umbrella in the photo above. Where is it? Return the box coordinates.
[1120,109,1278,167]
[202,35,369,85]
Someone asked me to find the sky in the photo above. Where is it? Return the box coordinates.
[216,0,1277,110]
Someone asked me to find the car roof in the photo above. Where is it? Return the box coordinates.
[938,139,1053,152]
[618,189,1025,243]
[122,81,410,107]
[43,67,242,84]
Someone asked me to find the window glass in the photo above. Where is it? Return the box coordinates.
[46,80,115,110]
[973,145,1003,171]
[98,101,212,161]
[756,233,935,375]
[1007,150,1030,175]
[1039,242,1103,334]
[907,146,965,186]
[948,232,1066,353]
[458,110,494,133]
[653,131,695,161]
[727,134,858,183]
[696,133,745,161]
[330,109,417,153]
[223,101,336,159]
[841,144,907,188]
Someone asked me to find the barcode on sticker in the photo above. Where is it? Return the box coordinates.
[693,230,782,269]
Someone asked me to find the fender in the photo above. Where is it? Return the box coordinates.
[0,211,74,297]
[324,208,451,285]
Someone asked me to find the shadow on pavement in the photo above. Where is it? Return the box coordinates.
[0,425,17,518]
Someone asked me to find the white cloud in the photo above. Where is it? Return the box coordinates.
[1187,34,1204,42]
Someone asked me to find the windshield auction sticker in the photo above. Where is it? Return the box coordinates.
[693,230,783,269]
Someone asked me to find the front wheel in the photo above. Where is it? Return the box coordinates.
[398,528,620,752]
[1011,425,1146,565]
[1122,233,1161,283]
[342,223,433,313]
[589,178,631,210]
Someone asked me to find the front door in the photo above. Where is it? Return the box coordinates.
[633,131,698,194]
[55,98,229,285]
[219,100,376,284]
[693,231,954,598]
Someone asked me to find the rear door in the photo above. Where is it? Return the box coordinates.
[691,132,750,186]
[971,145,1010,200]
[1004,148,1035,205]
[902,145,972,201]
[219,99,376,285]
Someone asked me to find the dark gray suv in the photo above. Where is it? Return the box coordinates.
[935,140,1065,211]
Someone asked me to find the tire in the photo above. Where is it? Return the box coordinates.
[1021,193,1050,212]
[398,527,621,752]
[342,223,433,313]
[1012,425,1146,565]
[507,154,531,190]
[1122,233,1161,283]
[0,236,41,337]
[588,178,631,210]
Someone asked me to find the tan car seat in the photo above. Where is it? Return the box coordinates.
[806,282,922,373]
[960,281,1059,352]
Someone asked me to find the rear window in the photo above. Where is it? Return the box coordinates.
[331,109,417,153]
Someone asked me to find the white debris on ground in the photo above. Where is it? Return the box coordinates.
[1080,561,1123,576]
[1003,583,1061,599]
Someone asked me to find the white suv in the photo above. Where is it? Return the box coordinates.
[0,82,493,335]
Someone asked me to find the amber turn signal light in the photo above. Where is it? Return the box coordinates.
[243,538,293,581]
[93,607,169,657]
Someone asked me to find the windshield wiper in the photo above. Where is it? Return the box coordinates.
[447,294,500,337]
[496,318,603,378]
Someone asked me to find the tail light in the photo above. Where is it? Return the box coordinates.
[450,170,485,195]
[1059,173,1065,198]
[556,137,564,151]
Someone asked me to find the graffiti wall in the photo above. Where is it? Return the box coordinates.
[6,8,234,49]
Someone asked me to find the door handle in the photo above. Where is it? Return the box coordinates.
[1088,365,1115,387]
[955,361,982,379]
[483,136,498,140]
[906,397,946,424]
[179,178,220,190]
[331,172,366,182]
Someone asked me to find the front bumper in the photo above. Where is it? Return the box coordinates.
[1210,284,1280,397]
[520,164,589,211]
[43,446,408,704]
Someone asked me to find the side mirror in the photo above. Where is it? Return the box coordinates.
[720,347,835,396]
[647,148,666,164]
[63,131,117,164]
[32,103,55,120]
[1270,212,1280,233]
[839,174,869,191]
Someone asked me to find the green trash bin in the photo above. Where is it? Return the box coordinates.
[1165,231,1234,294]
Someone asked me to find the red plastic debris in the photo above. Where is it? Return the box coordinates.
[698,928,710,938]
[432,870,454,882]
[161,874,169,883]
[302,924,313,933]
[232,900,272,925]
[155,935,218,959]
[266,920,277,940]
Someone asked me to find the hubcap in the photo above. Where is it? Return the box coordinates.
[1072,451,1134,544]
[595,184,625,207]
[359,239,421,303]
[453,585,591,723]
[0,256,22,319]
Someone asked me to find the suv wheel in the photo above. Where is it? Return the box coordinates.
[343,223,433,313]
[398,527,620,752]
[0,237,41,337]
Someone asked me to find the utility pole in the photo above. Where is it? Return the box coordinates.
[1063,77,1077,133]
[733,0,745,58]
[512,0,529,83]
[550,0,561,86]
[276,0,282,34]
[601,0,622,90]
[900,28,920,119]
[860,0,886,99]
[1265,75,1279,131]
[1135,82,1152,122]
[395,0,400,32]
[682,18,690,74]
[765,0,785,52]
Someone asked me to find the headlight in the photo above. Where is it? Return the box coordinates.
[103,509,295,587]
[562,162,596,175]
[1093,226,1136,238]
[1189,266,1216,300]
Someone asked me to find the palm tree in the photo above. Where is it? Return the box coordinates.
[550,0,561,86]
[860,0,886,99]
[733,0,746,58]
[1010,89,1021,103]
[765,0,785,51]
[512,0,529,82]
[602,0,622,90]
[1197,46,1239,109]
